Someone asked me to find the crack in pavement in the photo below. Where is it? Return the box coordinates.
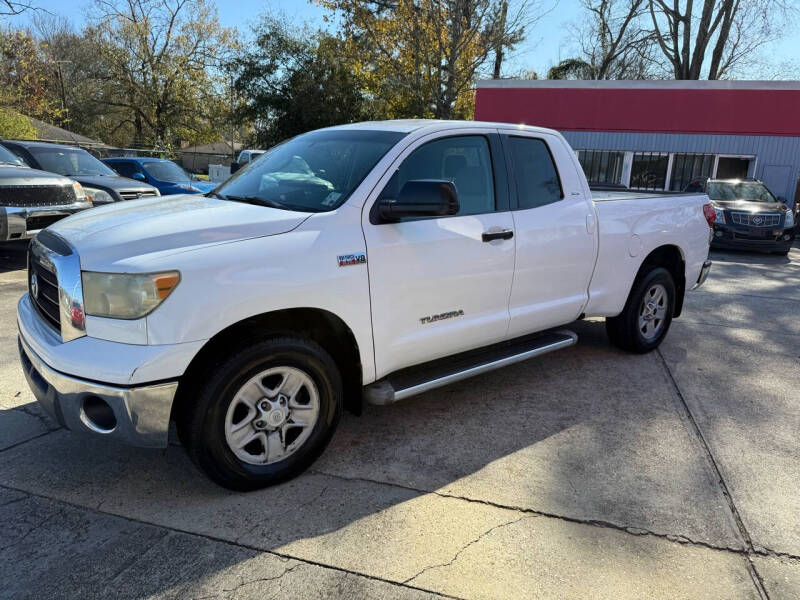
[0,429,57,455]
[11,403,60,432]
[403,515,534,585]
[190,562,304,600]
[656,348,770,600]
[309,469,772,557]
[0,483,462,600]
[0,509,63,553]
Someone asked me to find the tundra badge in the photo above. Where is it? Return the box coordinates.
[420,310,464,324]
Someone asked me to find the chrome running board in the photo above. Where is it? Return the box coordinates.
[364,330,578,406]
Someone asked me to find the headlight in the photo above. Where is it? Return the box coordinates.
[72,182,87,202]
[82,271,180,319]
[82,187,115,204]
[785,210,794,228]
[714,207,725,224]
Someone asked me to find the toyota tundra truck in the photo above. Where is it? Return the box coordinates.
[17,120,713,490]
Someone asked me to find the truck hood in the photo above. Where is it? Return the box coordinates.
[0,164,74,186]
[49,194,312,270]
[73,174,155,191]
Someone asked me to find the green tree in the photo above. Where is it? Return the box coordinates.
[0,106,35,138]
[84,0,237,147]
[233,18,373,147]
[0,28,64,128]
[322,0,533,119]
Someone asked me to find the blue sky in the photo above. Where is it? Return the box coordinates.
[7,0,797,79]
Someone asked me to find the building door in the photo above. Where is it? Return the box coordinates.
[761,165,793,206]
[716,157,751,179]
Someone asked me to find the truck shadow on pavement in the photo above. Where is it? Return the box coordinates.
[1,247,798,596]
[0,241,28,274]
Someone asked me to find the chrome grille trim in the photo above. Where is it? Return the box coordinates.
[730,212,781,227]
[29,235,86,343]
[119,190,158,201]
[29,255,60,331]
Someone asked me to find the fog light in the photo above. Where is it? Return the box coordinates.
[715,230,723,237]
[80,396,117,433]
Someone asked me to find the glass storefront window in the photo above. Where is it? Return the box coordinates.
[577,150,625,186]
[630,152,668,190]
[670,154,714,191]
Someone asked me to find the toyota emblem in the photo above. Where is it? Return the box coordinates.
[30,272,39,299]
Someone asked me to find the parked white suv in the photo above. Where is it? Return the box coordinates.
[18,120,713,490]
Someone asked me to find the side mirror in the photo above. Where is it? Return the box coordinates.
[230,161,241,174]
[132,172,146,181]
[377,180,459,222]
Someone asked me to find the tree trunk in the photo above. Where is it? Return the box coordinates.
[492,0,508,79]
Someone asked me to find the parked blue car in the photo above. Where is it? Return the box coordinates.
[102,157,217,196]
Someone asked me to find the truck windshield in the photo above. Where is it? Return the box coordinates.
[143,160,190,183]
[28,146,117,177]
[212,129,406,212]
[707,181,777,203]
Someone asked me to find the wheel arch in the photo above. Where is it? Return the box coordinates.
[172,307,364,422]
[631,244,686,317]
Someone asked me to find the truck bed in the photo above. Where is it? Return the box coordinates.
[591,189,701,202]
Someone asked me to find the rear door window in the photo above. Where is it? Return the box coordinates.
[112,162,143,179]
[506,136,563,209]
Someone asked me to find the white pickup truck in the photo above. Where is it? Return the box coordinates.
[18,120,713,490]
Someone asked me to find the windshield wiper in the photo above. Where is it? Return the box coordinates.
[214,193,289,210]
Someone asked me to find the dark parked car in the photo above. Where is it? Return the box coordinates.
[102,157,216,196]
[0,143,92,242]
[685,178,796,255]
[1,141,159,205]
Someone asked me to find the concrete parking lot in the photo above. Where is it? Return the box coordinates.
[1,239,799,600]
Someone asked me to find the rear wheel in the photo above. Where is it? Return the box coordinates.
[178,336,342,491]
[606,267,675,353]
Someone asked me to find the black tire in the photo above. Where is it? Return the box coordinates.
[177,336,342,491]
[606,267,676,353]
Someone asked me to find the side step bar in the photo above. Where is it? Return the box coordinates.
[364,330,577,406]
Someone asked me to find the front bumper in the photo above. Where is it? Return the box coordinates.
[18,334,177,448]
[711,223,795,252]
[0,201,91,241]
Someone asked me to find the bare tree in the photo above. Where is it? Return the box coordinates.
[549,0,655,80]
[1,1,38,16]
[648,0,791,79]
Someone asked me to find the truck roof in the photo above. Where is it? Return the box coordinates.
[324,119,560,136]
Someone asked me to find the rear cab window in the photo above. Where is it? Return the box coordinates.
[505,136,564,209]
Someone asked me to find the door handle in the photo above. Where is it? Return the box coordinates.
[482,228,514,242]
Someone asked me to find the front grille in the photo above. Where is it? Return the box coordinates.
[119,190,158,201]
[730,212,781,227]
[0,185,77,207]
[29,254,61,332]
[26,215,68,232]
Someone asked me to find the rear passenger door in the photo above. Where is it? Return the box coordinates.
[502,132,597,337]
[363,130,516,378]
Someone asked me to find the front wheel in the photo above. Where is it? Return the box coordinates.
[606,267,676,353]
[178,337,342,491]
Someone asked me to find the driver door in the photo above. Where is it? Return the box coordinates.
[363,130,516,378]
